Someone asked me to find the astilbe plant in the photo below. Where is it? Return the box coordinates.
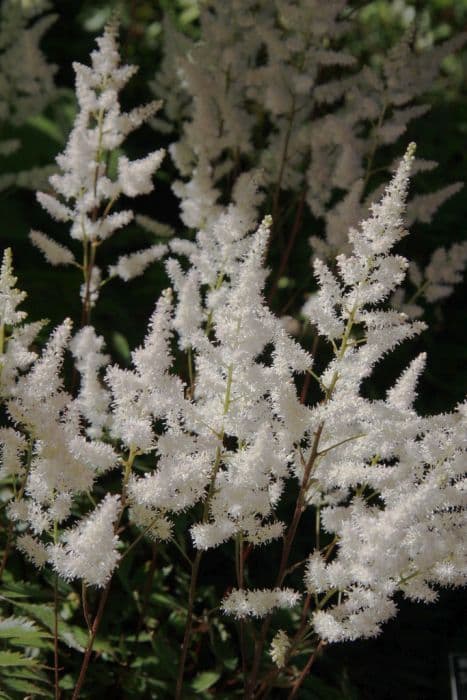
[0,15,466,700]
[152,0,467,313]
[30,20,166,322]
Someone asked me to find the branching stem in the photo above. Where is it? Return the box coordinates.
[175,361,234,697]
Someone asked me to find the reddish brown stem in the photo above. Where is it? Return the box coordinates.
[300,335,320,405]
[271,100,297,240]
[80,241,97,328]
[135,543,158,644]
[268,190,306,305]
[253,594,313,700]
[300,373,311,405]
[0,521,13,581]
[245,424,324,697]
[237,536,248,687]
[71,581,111,700]
[287,640,326,699]
[81,583,92,632]
[277,423,324,585]
[175,549,203,700]
[54,575,61,700]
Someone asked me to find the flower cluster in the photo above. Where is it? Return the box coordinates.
[0,21,465,692]
[299,145,466,641]
[152,1,466,311]
[31,21,167,312]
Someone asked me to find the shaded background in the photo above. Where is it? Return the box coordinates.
[1,1,466,697]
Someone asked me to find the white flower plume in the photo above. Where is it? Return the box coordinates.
[49,494,121,587]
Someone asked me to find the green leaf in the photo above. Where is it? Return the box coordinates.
[59,674,75,690]
[83,7,112,32]
[112,331,131,362]
[27,115,63,145]
[3,677,49,696]
[180,6,200,25]
[0,617,50,647]
[12,602,84,651]
[0,651,37,667]
[106,147,124,181]
[4,667,48,682]
[191,670,221,692]
[151,592,185,610]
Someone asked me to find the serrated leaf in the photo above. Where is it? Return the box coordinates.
[5,667,48,682]
[0,617,50,647]
[151,592,187,611]
[0,651,37,667]
[3,677,49,696]
[12,603,84,651]
[1,576,48,599]
[0,591,29,601]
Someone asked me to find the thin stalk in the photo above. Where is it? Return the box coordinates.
[121,447,138,507]
[300,334,320,405]
[254,594,313,699]
[236,534,247,687]
[287,640,326,699]
[0,436,34,580]
[99,193,118,222]
[278,423,324,586]
[261,312,355,693]
[81,583,92,632]
[245,423,324,698]
[74,187,118,324]
[80,240,98,328]
[255,586,334,700]
[135,543,158,644]
[174,446,224,699]
[268,189,306,304]
[316,432,366,458]
[406,279,430,306]
[53,574,61,700]
[175,549,202,700]
[223,364,234,414]
[79,102,106,328]
[72,448,137,699]
[362,102,387,192]
[187,346,195,398]
[271,98,297,238]
[175,362,234,697]
[0,521,13,581]
[248,303,359,696]
[205,272,225,338]
[315,505,320,551]
[53,521,60,700]
[316,588,338,611]
[170,536,194,570]
[300,372,311,405]
[71,581,111,700]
